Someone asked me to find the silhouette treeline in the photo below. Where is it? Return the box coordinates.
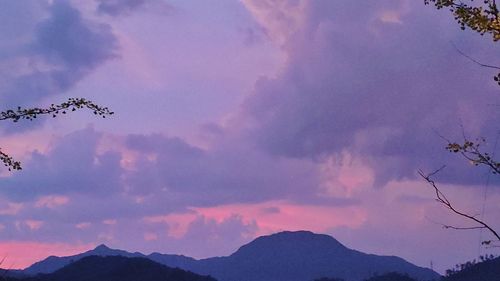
[442,255,500,281]
[315,255,500,281]
[315,272,416,281]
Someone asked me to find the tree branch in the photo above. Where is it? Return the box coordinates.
[451,42,500,70]
[447,139,500,175]
[0,98,114,171]
[418,168,500,242]
[0,98,113,122]
[0,150,21,171]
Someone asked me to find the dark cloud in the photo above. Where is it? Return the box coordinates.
[241,0,500,185]
[0,127,123,201]
[0,0,118,130]
[124,133,322,206]
[34,1,118,70]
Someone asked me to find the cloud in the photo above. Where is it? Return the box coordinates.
[34,195,69,209]
[124,133,323,206]
[96,0,174,17]
[240,0,500,185]
[188,215,257,255]
[24,219,44,231]
[0,127,124,201]
[191,200,366,236]
[0,0,118,126]
[0,127,322,247]
[0,201,23,216]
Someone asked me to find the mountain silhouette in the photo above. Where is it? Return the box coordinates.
[23,256,215,281]
[23,244,144,275]
[181,231,439,281]
[21,230,440,281]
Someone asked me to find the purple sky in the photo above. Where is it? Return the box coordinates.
[1,0,500,274]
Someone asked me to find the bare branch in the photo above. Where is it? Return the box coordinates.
[419,168,500,242]
[443,225,486,230]
[451,42,500,70]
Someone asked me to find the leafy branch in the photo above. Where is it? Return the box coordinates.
[447,138,500,174]
[425,0,500,84]
[424,0,500,40]
[0,98,113,122]
[0,98,114,171]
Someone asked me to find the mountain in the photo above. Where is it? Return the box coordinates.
[0,269,27,279]
[148,252,198,269]
[23,244,144,275]
[22,231,440,281]
[23,256,216,281]
[179,231,440,281]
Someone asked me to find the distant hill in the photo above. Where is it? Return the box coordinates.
[442,256,500,281]
[20,230,440,281]
[0,269,27,279]
[23,244,144,275]
[22,256,216,281]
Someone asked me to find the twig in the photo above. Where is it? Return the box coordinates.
[450,41,500,70]
[419,168,500,242]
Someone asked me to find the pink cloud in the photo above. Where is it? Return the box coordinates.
[24,220,43,231]
[0,241,93,269]
[241,0,308,46]
[192,200,367,236]
[143,232,158,241]
[144,201,366,241]
[75,222,91,230]
[35,195,69,209]
[144,212,197,238]
[102,219,117,225]
[0,131,52,168]
[0,202,23,215]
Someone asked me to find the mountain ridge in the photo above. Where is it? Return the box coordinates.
[20,230,441,281]
[20,256,216,281]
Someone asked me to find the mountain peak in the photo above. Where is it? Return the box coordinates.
[91,244,116,255]
[231,230,348,259]
[268,230,325,238]
[257,230,346,246]
[94,244,110,251]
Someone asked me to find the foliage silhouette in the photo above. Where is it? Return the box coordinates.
[424,0,500,84]
[442,255,500,281]
[314,278,345,281]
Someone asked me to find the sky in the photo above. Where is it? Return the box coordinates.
[1,0,500,274]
